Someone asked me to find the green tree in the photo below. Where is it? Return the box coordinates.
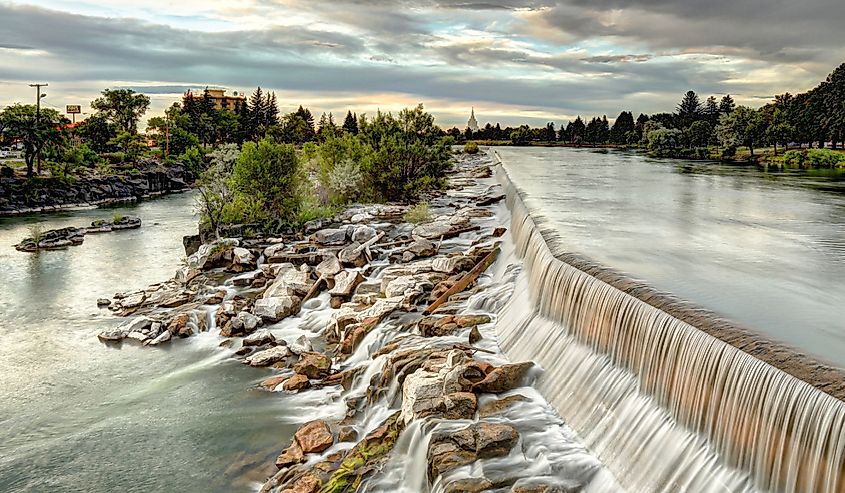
[76,113,117,153]
[703,96,720,126]
[717,106,765,156]
[610,111,635,144]
[231,138,302,220]
[91,89,150,134]
[108,131,148,163]
[342,111,358,135]
[685,120,713,148]
[0,104,65,178]
[676,90,703,128]
[719,94,736,116]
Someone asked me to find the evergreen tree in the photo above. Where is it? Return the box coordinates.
[677,90,703,128]
[295,106,316,141]
[719,94,736,115]
[610,111,635,144]
[569,117,586,144]
[342,110,358,134]
[265,92,279,127]
[703,96,720,126]
[635,113,650,141]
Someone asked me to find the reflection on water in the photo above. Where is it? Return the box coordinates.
[0,194,289,492]
[496,147,845,367]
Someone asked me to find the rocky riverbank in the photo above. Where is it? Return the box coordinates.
[0,159,193,216]
[14,215,141,252]
[97,153,606,492]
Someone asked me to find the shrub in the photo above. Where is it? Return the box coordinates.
[231,138,302,222]
[112,212,124,223]
[178,146,206,175]
[464,142,480,154]
[720,146,737,160]
[28,224,44,244]
[328,159,365,203]
[782,148,845,167]
[403,202,431,224]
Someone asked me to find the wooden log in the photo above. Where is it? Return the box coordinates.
[423,247,500,315]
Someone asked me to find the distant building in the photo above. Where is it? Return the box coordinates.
[183,88,246,112]
[467,107,479,133]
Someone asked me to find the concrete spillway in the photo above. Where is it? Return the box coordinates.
[493,151,845,493]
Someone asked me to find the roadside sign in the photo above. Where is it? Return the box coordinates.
[66,105,81,114]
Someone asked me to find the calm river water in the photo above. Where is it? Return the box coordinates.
[0,194,293,492]
[496,147,845,368]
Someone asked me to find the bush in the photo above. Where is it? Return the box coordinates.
[231,138,302,222]
[178,146,206,175]
[28,224,44,244]
[464,142,480,154]
[720,146,737,160]
[328,158,365,203]
[781,148,845,167]
[403,202,431,224]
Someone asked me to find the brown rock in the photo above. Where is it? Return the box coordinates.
[478,394,529,418]
[260,375,287,391]
[281,473,320,493]
[338,426,357,442]
[454,314,491,327]
[443,392,477,420]
[275,440,304,468]
[294,420,334,454]
[330,296,344,309]
[476,422,519,458]
[282,373,311,392]
[493,227,507,237]
[293,352,332,379]
[473,362,534,394]
[468,326,482,344]
[445,478,495,493]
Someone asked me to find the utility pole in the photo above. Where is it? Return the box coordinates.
[29,83,48,175]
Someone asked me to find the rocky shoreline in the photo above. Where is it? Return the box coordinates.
[14,215,141,252]
[0,159,193,217]
[97,153,602,492]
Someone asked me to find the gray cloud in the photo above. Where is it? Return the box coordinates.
[1,1,842,127]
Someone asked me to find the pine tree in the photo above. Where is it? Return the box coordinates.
[342,111,358,134]
[610,111,635,144]
[265,92,279,126]
[719,94,736,115]
[676,90,702,128]
[703,96,720,126]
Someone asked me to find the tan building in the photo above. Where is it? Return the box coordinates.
[183,88,246,112]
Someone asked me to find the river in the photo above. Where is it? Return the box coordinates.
[495,147,845,368]
[0,194,292,492]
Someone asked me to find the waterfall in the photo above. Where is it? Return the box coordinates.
[493,156,845,493]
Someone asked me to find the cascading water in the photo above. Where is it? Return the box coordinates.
[493,154,845,493]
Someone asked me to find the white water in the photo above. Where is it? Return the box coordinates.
[494,158,845,493]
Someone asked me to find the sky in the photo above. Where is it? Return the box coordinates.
[1,0,844,129]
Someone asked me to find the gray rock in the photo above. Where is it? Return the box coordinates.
[329,270,365,297]
[252,295,302,322]
[231,311,262,333]
[351,225,377,244]
[289,335,313,355]
[232,247,255,266]
[146,329,172,346]
[243,328,276,346]
[316,253,343,278]
[246,345,292,367]
[98,316,153,342]
[313,228,348,246]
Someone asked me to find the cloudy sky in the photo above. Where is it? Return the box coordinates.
[1,0,843,128]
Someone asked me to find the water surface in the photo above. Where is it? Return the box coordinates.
[496,147,845,367]
[0,194,291,492]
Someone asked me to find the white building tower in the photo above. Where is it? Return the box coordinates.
[467,107,479,133]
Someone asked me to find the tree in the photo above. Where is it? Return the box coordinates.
[357,104,453,201]
[76,113,117,153]
[294,106,316,141]
[610,111,635,144]
[703,96,720,126]
[196,143,239,237]
[676,90,703,128]
[510,125,531,145]
[543,122,556,142]
[232,137,302,220]
[717,105,764,156]
[91,89,150,134]
[685,120,713,148]
[568,117,586,144]
[342,111,359,135]
[719,94,736,115]
[0,104,65,178]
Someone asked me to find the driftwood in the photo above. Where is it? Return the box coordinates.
[423,247,500,315]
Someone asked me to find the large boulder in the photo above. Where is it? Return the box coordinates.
[312,228,348,246]
[316,253,343,278]
[293,352,332,379]
[473,362,534,394]
[253,295,301,322]
[329,270,365,297]
[246,345,292,367]
[351,225,377,243]
[427,422,519,481]
[98,316,153,342]
[242,328,276,346]
[264,264,314,297]
[294,420,334,454]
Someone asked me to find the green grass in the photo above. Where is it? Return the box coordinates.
[403,202,431,224]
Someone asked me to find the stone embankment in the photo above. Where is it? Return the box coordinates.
[14,215,141,252]
[98,153,599,492]
[0,159,193,216]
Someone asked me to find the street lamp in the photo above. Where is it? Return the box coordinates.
[29,83,48,175]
